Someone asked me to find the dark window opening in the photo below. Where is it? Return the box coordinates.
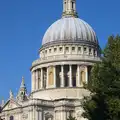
[49,49,51,53]
[89,48,92,55]
[72,77,76,87]
[10,116,14,120]
[84,47,87,51]
[59,47,63,52]
[72,2,74,9]
[72,47,75,51]
[65,75,69,87]
[54,48,57,52]
[78,47,81,51]
[66,47,69,52]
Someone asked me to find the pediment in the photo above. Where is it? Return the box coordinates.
[2,99,21,111]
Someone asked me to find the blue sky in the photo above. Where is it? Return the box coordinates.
[0,0,120,101]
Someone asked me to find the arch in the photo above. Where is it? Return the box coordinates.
[80,71,86,85]
[10,116,14,120]
[45,112,53,120]
[76,110,82,118]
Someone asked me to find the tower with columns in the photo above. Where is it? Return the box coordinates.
[0,0,101,120]
[62,0,78,17]
[30,0,100,119]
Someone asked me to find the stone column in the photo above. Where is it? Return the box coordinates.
[36,70,39,90]
[85,66,88,84]
[81,46,84,55]
[41,68,43,89]
[19,113,22,120]
[32,71,35,91]
[38,110,43,120]
[34,71,37,90]
[37,107,43,120]
[77,65,80,87]
[69,65,72,87]
[38,70,41,89]
[47,67,49,88]
[33,71,36,91]
[33,106,36,120]
[28,107,33,120]
[54,66,56,88]
[61,65,64,87]
[62,110,67,120]
[36,107,40,120]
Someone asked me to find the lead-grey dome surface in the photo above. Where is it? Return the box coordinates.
[42,17,98,46]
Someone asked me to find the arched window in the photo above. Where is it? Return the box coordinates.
[45,113,53,120]
[10,116,14,120]
[80,71,86,85]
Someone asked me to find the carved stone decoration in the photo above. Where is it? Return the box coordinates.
[45,112,53,120]
[76,110,83,119]
[8,103,12,109]
[22,113,28,120]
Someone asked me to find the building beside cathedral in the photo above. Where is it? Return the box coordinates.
[0,0,101,120]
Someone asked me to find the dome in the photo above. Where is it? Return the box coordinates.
[42,17,98,46]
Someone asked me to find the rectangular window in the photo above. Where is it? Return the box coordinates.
[72,47,75,51]
[78,47,81,51]
[59,47,63,52]
[72,2,74,9]
[49,49,51,53]
[89,48,92,55]
[84,47,87,52]
[94,50,97,56]
[66,47,69,52]
[54,48,57,51]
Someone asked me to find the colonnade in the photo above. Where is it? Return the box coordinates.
[31,65,89,92]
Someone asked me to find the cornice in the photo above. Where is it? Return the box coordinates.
[40,40,99,51]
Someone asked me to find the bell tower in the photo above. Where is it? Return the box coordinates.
[16,77,28,102]
[62,0,78,18]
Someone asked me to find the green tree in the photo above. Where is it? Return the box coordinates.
[67,115,77,120]
[82,35,120,120]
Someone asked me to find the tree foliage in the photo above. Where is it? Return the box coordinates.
[67,115,77,120]
[82,35,120,120]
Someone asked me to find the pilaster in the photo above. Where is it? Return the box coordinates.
[85,66,88,84]
[32,72,34,91]
[36,70,39,90]
[54,66,56,88]
[32,71,36,91]
[41,68,43,89]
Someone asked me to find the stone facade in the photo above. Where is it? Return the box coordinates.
[0,0,101,120]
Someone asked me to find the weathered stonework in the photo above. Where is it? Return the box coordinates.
[0,0,101,120]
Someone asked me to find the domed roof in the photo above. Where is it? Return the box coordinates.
[42,17,98,45]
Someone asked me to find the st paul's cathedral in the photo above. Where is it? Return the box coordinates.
[0,0,101,120]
